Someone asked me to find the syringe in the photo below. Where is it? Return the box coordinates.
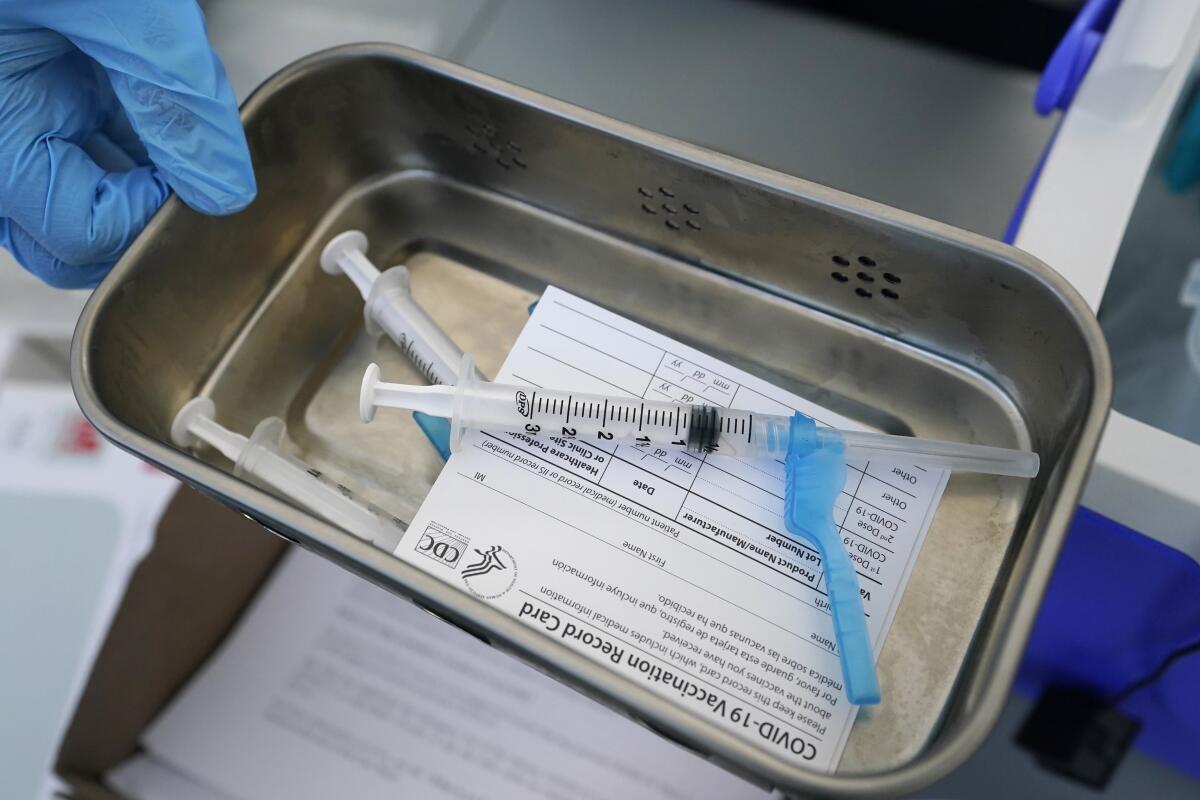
[321,230,483,385]
[172,398,408,550]
[358,359,1040,477]
[322,229,486,459]
[359,358,1040,706]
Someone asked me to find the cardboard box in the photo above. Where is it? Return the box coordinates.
[53,487,287,799]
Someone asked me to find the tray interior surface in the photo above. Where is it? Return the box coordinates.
[188,170,1032,773]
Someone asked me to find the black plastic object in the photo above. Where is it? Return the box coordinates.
[780,0,1075,70]
[1015,686,1142,789]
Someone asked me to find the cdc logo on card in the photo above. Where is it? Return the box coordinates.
[416,522,469,569]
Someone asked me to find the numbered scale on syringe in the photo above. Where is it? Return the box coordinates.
[498,387,778,457]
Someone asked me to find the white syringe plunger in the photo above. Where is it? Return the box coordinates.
[320,230,379,299]
[361,355,482,454]
[321,230,480,387]
[171,398,407,546]
[360,361,468,421]
[171,399,301,480]
[171,397,247,462]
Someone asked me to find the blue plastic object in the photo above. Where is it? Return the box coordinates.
[1003,128,1059,245]
[0,2,256,288]
[1006,0,1121,243]
[1036,0,1121,115]
[784,412,880,706]
[1018,507,1200,780]
[414,411,453,461]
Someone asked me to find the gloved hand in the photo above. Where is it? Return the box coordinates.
[0,1,256,288]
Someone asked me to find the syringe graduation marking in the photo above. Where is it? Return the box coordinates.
[399,335,442,385]
[510,386,762,454]
[721,415,745,435]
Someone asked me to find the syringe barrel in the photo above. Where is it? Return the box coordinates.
[453,379,784,457]
[366,268,481,386]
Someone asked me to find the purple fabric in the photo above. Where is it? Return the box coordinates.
[1017,506,1200,778]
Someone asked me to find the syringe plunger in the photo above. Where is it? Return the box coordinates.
[321,230,481,387]
[171,398,407,549]
[320,230,378,299]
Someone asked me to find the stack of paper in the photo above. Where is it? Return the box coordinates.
[111,549,763,799]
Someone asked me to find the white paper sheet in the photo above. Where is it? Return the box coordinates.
[107,755,239,800]
[0,383,178,572]
[398,286,949,771]
[0,383,177,800]
[134,549,763,800]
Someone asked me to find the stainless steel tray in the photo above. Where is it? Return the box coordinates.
[71,45,1110,797]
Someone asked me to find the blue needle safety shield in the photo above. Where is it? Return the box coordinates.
[784,412,881,706]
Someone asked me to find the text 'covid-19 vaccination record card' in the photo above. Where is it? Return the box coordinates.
[397,286,949,771]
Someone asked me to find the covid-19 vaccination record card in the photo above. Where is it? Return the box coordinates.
[398,286,949,771]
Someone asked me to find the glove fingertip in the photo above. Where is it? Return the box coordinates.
[171,161,257,216]
[107,72,257,218]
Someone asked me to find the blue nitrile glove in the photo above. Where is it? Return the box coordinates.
[0,2,256,288]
